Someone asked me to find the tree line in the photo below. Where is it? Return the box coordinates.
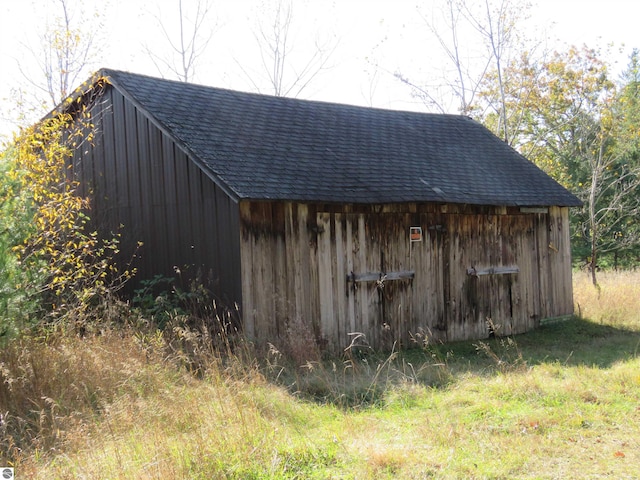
[480,47,640,285]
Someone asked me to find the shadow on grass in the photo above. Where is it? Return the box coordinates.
[268,316,640,409]
[403,315,640,373]
[504,315,640,368]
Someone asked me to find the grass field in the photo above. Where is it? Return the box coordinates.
[2,270,640,479]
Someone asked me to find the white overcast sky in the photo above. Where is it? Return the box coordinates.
[0,0,638,141]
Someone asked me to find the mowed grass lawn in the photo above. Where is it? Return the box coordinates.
[4,270,640,479]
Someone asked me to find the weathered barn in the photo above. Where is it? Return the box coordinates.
[66,69,581,350]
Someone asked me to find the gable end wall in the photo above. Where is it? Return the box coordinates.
[74,86,243,308]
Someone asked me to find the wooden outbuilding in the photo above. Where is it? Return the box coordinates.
[65,69,581,350]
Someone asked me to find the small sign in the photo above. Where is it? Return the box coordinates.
[410,226,423,242]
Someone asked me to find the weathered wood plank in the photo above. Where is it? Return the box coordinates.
[334,213,347,347]
[535,212,551,320]
[345,215,356,337]
[272,204,288,337]
[466,266,520,276]
[253,202,276,341]
[296,204,312,338]
[317,212,334,347]
[357,215,372,346]
[239,202,255,340]
[347,271,416,283]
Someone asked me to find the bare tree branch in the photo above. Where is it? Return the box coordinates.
[146,0,217,83]
[239,0,337,98]
[18,0,102,110]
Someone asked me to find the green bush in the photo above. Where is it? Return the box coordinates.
[0,146,37,336]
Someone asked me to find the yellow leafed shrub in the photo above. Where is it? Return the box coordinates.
[7,77,134,326]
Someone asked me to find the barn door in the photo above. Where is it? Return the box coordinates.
[316,212,415,350]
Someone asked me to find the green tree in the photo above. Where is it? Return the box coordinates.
[603,49,640,267]
[0,147,34,335]
[477,46,640,283]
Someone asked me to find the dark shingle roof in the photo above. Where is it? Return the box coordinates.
[102,68,581,207]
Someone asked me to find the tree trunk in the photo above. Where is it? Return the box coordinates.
[588,144,603,287]
[590,239,598,287]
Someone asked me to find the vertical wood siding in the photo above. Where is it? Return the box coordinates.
[75,87,242,308]
[240,201,574,351]
[239,202,316,343]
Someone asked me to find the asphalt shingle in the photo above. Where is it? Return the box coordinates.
[103,68,582,207]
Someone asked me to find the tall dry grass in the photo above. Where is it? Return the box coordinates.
[573,269,640,327]
[2,270,640,478]
[0,326,176,465]
[0,305,264,471]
